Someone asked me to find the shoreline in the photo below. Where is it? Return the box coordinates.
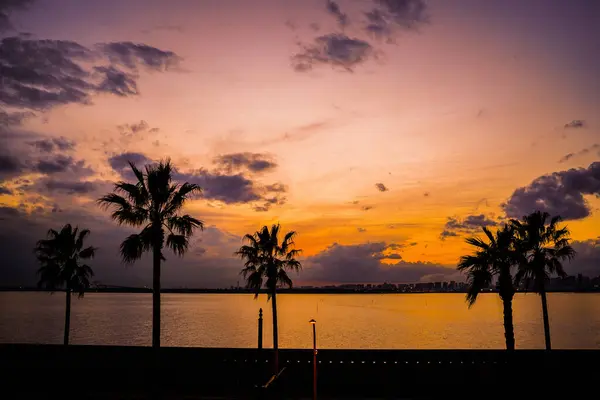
[1,287,599,294]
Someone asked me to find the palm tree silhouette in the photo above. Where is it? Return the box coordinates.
[236,224,302,372]
[510,211,575,350]
[458,224,518,350]
[34,224,96,345]
[98,159,203,348]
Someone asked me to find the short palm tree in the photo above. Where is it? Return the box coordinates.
[98,159,203,348]
[34,224,96,345]
[457,224,517,350]
[510,211,575,350]
[236,224,302,372]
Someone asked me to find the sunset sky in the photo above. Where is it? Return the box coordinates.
[1,0,599,288]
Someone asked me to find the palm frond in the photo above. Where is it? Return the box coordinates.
[277,269,293,289]
[166,233,189,256]
[98,193,148,227]
[237,225,301,299]
[114,182,148,207]
[75,229,90,251]
[511,211,576,291]
[465,267,493,307]
[78,246,96,259]
[244,270,263,298]
[285,248,302,260]
[120,231,151,263]
[128,161,146,186]
[464,236,489,250]
[162,182,202,217]
[165,215,203,236]
[34,224,96,295]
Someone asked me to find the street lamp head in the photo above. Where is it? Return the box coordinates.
[309,319,316,324]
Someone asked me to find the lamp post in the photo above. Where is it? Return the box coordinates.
[258,308,263,350]
[309,319,317,400]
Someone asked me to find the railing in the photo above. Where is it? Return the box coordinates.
[1,345,599,398]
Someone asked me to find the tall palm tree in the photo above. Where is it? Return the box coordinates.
[236,224,302,372]
[98,159,203,348]
[510,211,575,350]
[457,225,517,350]
[34,224,96,345]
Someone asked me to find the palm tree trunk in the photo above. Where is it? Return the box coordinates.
[64,288,71,345]
[540,288,552,350]
[501,295,515,350]
[152,245,161,348]
[271,285,279,373]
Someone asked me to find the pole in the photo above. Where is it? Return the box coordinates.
[258,308,263,350]
[310,319,317,400]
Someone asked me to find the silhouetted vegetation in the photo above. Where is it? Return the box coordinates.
[510,211,576,350]
[236,224,302,371]
[458,224,518,350]
[34,224,96,345]
[98,159,204,348]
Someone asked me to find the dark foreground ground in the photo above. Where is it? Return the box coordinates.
[1,344,598,399]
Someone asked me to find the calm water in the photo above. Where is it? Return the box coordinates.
[1,292,599,349]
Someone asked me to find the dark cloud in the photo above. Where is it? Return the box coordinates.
[440,214,497,239]
[0,0,33,31]
[559,153,575,163]
[304,242,456,284]
[116,120,160,136]
[1,130,92,189]
[0,152,22,175]
[502,162,600,220]
[44,179,96,194]
[365,8,392,39]
[0,185,12,194]
[178,170,287,209]
[445,214,497,230]
[375,182,388,192]
[106,152,287,211]
[325,0,348,27]
[0,37,94,109]
[558,144,599,163]
[34,154,77,174]
[0,109,34,126]
[126,120,148,133]
[564,120,585,129]
[385,253,402,259]
[213,152,277,174]
[28,136,74,152]
[387,242,416,250]
[108,152,153,172]
[176,170,259,204]
[0,36,179,110]
[264,183,287,193]
[365,0,429,39]
[99,42,180,71]
[566,238,600,278]
[94,65,139,97]
[439,230,458,240]
[292,34,374,72]
[362,205,373,211]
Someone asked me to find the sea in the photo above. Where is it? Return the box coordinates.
[1,292,599,349]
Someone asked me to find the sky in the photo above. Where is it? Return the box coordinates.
[1,0,600,288]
